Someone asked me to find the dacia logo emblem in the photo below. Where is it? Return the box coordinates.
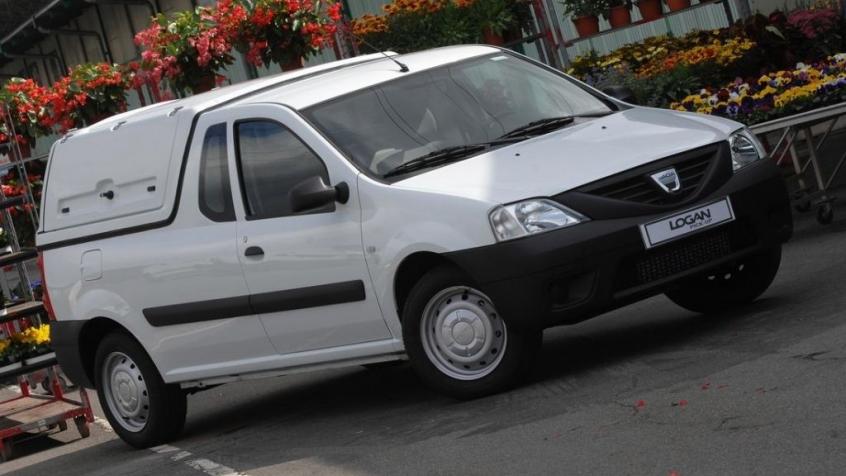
[650,168,681,193]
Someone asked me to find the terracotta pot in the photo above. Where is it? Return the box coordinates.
[16,141,31,159]
[666,0,691,11]
[608,5,632,28]
[637,0,663,21]
[192,75,217,94]
[482,27,505,46]
[87,112,110,126]
[503,27,523,44]
[572,15,600,37]
[282,57,305,72]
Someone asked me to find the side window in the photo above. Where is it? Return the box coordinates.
[235,120,332,219]
[198,123,235,222]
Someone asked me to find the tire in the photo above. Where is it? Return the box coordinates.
[402,266,541,400]
[94,332,186,448]
[666,246,782,314]
[74,416,91,439]
[1,441,13,462]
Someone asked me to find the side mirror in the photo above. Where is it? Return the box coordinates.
[601,85,636,104]
[289,176,349,213]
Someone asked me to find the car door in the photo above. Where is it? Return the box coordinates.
[227,103,393,357]
[145,111,278,382]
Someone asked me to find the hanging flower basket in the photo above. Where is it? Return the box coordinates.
[50,63,129,133]
[238,0,342,70]
[134,4,241,95]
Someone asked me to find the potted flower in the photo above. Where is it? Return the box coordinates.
[665,0,691,12]
[0,78,55,156]
[635,0,663,21]
[19,324,54,365]
[135,5,239,95]
[51,63,130,133]
[469,0,516,46]
[0,338,23,374]
[237,0,342,71]
[607,0,632,28]
[562,0,608,38]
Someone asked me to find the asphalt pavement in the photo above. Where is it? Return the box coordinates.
[3,187,846,476]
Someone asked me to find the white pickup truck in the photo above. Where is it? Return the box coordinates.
[37,45,792,448]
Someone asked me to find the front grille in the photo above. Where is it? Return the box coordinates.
[635,229,731,284]
[614,220,756,291]
[586,152,714,206]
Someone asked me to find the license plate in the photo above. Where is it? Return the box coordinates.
[639,198,735,249]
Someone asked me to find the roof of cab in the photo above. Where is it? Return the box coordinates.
[71,45,499,137]
[231,45,500,110]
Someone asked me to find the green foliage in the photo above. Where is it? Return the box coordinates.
[559,0,609,18]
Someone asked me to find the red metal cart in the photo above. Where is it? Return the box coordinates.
[0,363,94,461]
[0,109,95,462]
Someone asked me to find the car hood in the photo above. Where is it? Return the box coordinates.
[393,107,741,205]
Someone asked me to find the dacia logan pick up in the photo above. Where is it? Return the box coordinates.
[37,46,792,448]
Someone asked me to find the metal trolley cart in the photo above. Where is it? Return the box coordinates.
[750,102,846,224]
[0,111,95,462]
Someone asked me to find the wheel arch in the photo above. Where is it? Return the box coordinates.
[393,251,462,319]
[76,317,135,388]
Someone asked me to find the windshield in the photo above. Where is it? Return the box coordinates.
[305,53,614,179]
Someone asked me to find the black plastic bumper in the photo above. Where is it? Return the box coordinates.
[51,320,94,388]
[445,158,792,331]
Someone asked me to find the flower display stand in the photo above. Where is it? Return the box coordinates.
[0,110,94,462]
[750,102,846,225]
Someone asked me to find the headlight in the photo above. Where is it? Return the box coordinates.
[489,199,587,241]
[730,128,766,171]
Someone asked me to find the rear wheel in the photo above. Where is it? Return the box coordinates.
[666,246,782,314]
[94,332,186,448]
[402,266,541,399]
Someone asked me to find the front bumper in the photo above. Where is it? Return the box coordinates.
[445,158,792,331]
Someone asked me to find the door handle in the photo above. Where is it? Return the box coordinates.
[244,246,264,257]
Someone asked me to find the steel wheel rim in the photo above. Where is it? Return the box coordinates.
[420,286,507,380]
[102,352,149,433]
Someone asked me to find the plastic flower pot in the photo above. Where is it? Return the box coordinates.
[637,0,663,21]
[572,15,600,37]
[482,27,505,46]
[282,57,305,72]
[192,75,217,94]
[608,5,633,28]
[0,361,22,375]
[666,0,691,11]
[16,141,31,159]
[24,352,56,366]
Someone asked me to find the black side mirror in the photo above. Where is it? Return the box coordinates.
[289,176,349,213]
[601,85,636,104]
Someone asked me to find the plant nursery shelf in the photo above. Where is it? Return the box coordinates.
[0,196,25,210]
[0,356,57,381]
[564,0,725,47]
[0,301,44,325]
[0,248,36,267]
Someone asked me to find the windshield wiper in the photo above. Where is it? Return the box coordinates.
[498,112,614,139]
[383,137,525,179]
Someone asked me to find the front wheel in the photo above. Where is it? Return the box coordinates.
[94,332,186,448]
[402,266,541,400]
[666,246,782,314]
